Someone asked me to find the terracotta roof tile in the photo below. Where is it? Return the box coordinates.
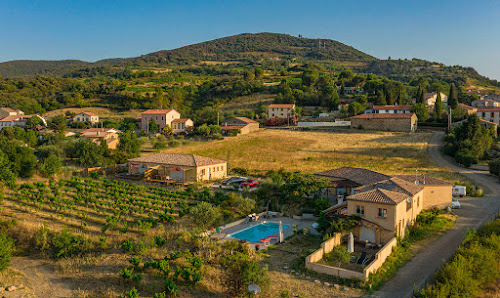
[373,105,412,110]
[269,104,295,108]
[171,118,191,123]
[142,109,175,115]
[315,167,391,185]
[234,117,258,124]
[128,153,226,167]
[347,188,408,205]
[392,175,452,186]
[477,107,500,112]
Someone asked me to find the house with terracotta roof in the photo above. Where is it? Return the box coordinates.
[320,167,452,244]
[458,103,477,115]
[141,109,181,132]
[350,113,418,132]
[268,104,295,119]
[369,105,412,114]
[471,98,500,108]
[73,112,99,124]
[81,128,121,149]
[476,107,500,125]
[171,118,194,134]
[221,117,260,135]
[0,114,46,129]
[0,107,24,119]
[128,153,227,183]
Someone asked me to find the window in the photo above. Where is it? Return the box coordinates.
[162,116,164,120]
[201,169,205,175]
[356,205,364,215]
[378,208,387,218]
[417,196,420,207]
[221,166,224,171]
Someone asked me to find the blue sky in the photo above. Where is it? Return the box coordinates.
[1,0,500,79]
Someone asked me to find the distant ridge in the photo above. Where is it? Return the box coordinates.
[0,33,376,77]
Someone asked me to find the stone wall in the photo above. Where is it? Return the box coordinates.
[305,234,398,281]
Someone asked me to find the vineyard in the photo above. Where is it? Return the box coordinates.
[4,177,207,240]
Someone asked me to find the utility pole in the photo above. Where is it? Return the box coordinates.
[448,107,452,132]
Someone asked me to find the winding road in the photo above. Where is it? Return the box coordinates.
[372,131,500,297]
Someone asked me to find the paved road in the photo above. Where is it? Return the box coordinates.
[371,131,500,298]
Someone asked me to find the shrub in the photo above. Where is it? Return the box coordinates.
[128,256,142,268]
[489,158,500,176]
[165,278,178,295]
[51,228,90,258]
[323,246,350,266]
[455,151,476,168]
[118,287,139,298]
[122,240,135,253]
[190,202,220,229]
[0,232,14,271]
[119,267,134,279]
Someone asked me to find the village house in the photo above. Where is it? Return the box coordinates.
[368,105,412,114]
[471,98,500,108]
[141,109,181,131]
[221,117,260,135]
[268,104,295,119]
[319,167,453,244]
[128,153,227,183]
[350,113,417,132]
[73,112,99,124]
[476,107,500,124]
[344,86,363,94]
[458,103,477,115]
[0,114,46,129]
[81,128,121,149]
[171,118,194,134]
[0,107,24,119]
[423,92,448,106]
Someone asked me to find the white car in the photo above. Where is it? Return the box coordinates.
[452,197,461,209]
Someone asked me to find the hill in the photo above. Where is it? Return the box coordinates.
[0,33,376,77]
[126,32,377,65]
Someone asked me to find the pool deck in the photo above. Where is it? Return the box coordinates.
[212,216,319,249]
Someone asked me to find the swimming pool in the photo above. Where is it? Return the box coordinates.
[231,222,291,242]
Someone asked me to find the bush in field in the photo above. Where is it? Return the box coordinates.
[190,202,220,229]
[51,228,90,258]
[118,287,139,298]
[221,252,270,296]
[0,232,14,271]
[165,278,178,295]
[489,158,500,176]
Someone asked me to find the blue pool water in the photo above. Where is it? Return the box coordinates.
[231,222,291,242]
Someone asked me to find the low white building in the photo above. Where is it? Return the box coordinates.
[369,105,412,114]
[268,104,295,119]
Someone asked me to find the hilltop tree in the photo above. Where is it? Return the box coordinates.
[243,70,255,82]
[376,90,387,105]
[386,88,395,105]
[49,115,67,132]
[448,84,458,109]
[340,79,345,96]
[254,68,264,80]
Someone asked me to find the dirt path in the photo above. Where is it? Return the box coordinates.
[6,257,73,298]
[371,131,500,298]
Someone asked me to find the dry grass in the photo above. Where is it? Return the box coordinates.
[220,93,275,111]
[162,129,463,182]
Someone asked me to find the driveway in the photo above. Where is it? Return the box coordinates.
[371,131,500,298]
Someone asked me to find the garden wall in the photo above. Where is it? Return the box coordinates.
[305,234,398,281]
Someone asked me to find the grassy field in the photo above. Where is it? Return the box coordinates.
[162,129,463,182]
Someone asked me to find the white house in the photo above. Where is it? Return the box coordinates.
[477,107,500,124]
[424,92,448,106]
[73,112,99,124]
[268,104,295,119]
[369,105,412,114]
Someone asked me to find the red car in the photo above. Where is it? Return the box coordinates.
[240,179,259,188]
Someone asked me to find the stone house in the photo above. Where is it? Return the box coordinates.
[128,153,227,183]
[73,112,99,124]
[350,113,418,132]
[141,109,181,131]
[221,117,260,135]
[81,128,121,149]
[171,118,194,134]
[268,104,295,119]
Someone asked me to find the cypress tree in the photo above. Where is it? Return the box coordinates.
[376,90,387,105]
[386,88,395,105]
[448,84,458,109]
[340,79,345,96]
[434,92,443,119]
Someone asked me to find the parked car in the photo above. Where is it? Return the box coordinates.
[240,178,259,188]
[452,197,461,209]
[452,185,466,197]
[222,176,246,186]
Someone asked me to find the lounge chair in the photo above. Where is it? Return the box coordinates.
[356,251,367,264]
[362,255,375,265]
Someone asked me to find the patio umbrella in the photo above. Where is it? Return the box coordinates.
[348,232,354,253]
[279,221,284,243]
